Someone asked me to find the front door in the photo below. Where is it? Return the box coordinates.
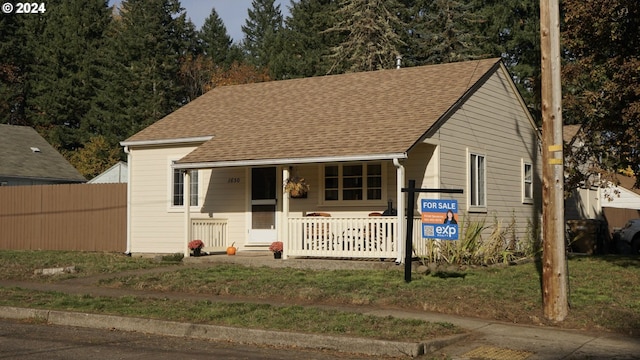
[248,167,277,244]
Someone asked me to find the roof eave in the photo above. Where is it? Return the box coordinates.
[173,153,409,169]
[120,136,214,148]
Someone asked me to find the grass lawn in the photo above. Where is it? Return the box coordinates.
[0,251,639,339]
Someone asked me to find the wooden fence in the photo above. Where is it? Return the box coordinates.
[0,183,127,252]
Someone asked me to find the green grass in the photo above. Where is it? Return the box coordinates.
[0,250,179,281]
[1,251,639,338]
[0,287,458,342]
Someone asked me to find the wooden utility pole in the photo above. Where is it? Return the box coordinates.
[540,0,568,321]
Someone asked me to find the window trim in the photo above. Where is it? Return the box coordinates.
[169,160,200,211]
[320,162,387,205]
[522,160,533,204]
[468,151,487,212]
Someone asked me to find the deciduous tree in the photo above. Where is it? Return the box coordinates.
[562,0,640,188]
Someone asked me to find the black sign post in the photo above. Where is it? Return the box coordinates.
[401,180,463,283]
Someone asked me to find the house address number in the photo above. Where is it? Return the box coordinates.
[227,177,241,183]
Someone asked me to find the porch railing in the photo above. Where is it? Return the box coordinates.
[191,218,228,251]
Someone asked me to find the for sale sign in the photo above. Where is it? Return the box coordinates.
[420,199,459,240]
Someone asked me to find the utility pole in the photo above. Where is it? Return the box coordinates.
[540,0,568,321]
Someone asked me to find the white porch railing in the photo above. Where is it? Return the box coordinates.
[191,218,228,251]
[287,217,425,259]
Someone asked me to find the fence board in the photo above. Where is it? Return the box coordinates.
[0,183,126,252]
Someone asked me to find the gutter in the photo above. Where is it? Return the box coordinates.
[120,136,213,148]
[173,153,408,170]
[123,146,132,255]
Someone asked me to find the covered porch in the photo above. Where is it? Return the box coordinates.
[174,144,437,263]
[190,214,424,260]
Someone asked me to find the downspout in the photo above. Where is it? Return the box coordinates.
[184,170,191,258]
[393,158,405,264]
[124,146,132,255]
[282,166,290,259]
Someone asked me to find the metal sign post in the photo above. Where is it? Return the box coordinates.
[401,180,463,283]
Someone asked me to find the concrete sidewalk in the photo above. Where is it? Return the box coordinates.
[1,253,639,359]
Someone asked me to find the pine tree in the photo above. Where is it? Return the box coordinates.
[402,0,487,66]
[93,0,197,143]
[199,7,236,67]
[241,0,284,71]
[25,0,112,152]
[0,13,35,125]
[326,0,406,73]
[271,0,341,79]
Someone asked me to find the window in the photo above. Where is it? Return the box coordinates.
[324,163,383,202]
[469,153,486,207]
[523,162,533,202]
[172,166,198,207]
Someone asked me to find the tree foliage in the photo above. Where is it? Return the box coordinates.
[68,135,122,179]
[272,0,341,79]
[3,0,635,188]
[402,0,488,66]
[326,0,407,73]
[241,0,284,73]
[562,0,640,188]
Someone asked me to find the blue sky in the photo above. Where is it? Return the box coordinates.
[109,1,290,44]
[180,0,290,43]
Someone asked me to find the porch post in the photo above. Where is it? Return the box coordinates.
[394,159,405,264]
[184,170,191,258]
[282,166,290,259]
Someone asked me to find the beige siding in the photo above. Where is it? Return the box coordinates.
[425,68,541,242]
[405,143,439,212]
[199,167,247,247]
[130,146,192,253]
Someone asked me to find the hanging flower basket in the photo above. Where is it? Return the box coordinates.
[284,176,309,198]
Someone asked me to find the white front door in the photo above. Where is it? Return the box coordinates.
[248,167,277,244]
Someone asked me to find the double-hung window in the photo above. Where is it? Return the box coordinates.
[523,162,533,203]
[469,153,486,208]
[172,163,198,207]
[324,163,383,202]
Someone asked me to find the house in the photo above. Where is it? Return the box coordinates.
[563,124,640,252]
[564,124,640,218]
[0,124,86,186]
[120,58,542,260]
[88,161,128,184]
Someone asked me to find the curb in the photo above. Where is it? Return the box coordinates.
[0,306,467,357]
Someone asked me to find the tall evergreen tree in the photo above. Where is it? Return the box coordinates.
[92,0,196,145]
[199,8,237,66]
[402,0,487,66]
[25,0,111,152]
[326,0,406,73]
[0,13,35,125]
[241,0,284,71]
[271,0,341,79]
[472,0,541,120]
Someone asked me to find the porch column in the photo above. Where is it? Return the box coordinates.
[184,170,191,258]
[282,166,290,259]
[394,159,405,264]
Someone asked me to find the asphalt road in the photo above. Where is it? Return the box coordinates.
[0,319,385,360]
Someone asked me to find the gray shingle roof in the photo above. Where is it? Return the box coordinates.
[124,58,501,165]
[0,124,86,182]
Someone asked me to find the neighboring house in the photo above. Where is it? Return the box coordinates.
[564,124,640,220]
[121,58,542,260]
[88,161,128,184]
[0,124,86,186]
